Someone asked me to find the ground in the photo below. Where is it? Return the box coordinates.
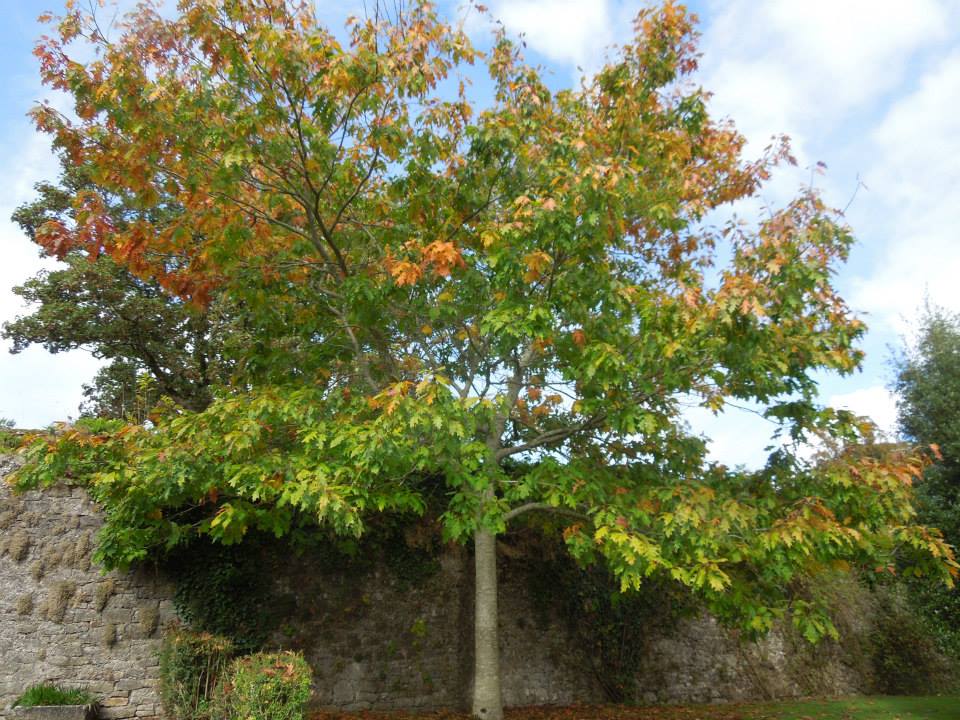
[309,696,960,720]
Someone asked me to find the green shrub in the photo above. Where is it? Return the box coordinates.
[905,575,960,662]
[869,586,955,693]
[218,651,312,720]
[13,683,94,707]
[0,430,20,450]
[159,626,234,720]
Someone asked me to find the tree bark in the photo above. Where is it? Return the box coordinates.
[472,527,502,720]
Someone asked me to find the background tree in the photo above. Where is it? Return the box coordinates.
[15,3,956,718]
[892,305,960,656]
[78,360,156,423]
[4,155,223,414]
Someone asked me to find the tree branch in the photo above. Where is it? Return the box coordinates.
[503,502,589,523]
[495,413,607,462]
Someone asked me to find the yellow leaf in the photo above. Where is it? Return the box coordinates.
[523,251,551,282]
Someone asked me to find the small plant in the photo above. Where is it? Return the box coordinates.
[5,531,31,563]
[0,418,19,450]
[15,594,33,616]
[44,580,77,623]
[158,627,234,720]
[140,605,160,637]
[30,560,45,581]
[217,651,312,720]
[12,683,94,707]
[94,578,115,612]
[101,623,117,649]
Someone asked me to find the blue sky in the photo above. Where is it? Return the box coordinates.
[1,0,958,468]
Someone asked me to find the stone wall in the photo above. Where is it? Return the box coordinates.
[265,546,604,711]
[633,609,874,705]
[0,457,176,720]
[0,454,881,717]
[262,547,879,711]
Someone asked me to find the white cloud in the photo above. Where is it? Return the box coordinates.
[683,403,779,470]
[700,0,950,149]
[827,385,898,437]
[0,347,102,429]
[691,1,959,459]
[849,49,960,333]
[485,0,619,78]
[685,385,900,471]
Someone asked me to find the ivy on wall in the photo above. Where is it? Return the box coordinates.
[524,543,692,702]
[163,514,443,653]
[163,538,277,654]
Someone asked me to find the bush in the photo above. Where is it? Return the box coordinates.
[905,575,960,662]
[869,586,955,694]
[159,626,234,720]
[13,683,94,707]
[218,651,312,720]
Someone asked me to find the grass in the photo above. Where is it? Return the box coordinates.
[12,683,95,708]
[308,696,960,720]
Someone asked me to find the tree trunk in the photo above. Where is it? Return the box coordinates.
[472,527,502,720]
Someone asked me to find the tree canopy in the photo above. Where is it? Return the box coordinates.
[13,2,957,718]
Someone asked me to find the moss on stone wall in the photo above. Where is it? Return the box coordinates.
[15,594,33,616]
[4,530,31,562]
[95,578,116,612]
[43,580,77,623]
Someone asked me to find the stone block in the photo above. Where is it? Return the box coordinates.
[10,706,95,720]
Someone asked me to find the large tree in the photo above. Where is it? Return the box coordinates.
[894,305,960,533]
[892,305,960,654]
[16,2,956,717]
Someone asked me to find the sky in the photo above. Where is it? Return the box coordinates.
[0,0,958,468]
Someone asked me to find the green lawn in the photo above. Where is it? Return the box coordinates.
[310,696,960,720]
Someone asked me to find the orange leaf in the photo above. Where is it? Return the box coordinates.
[422,240,464,277]
[390,260,423,286]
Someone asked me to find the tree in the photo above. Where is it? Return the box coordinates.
[894,305,960,530]
[4,155,223,414]
[892,305,960,655]
[16,3,956,718]
[78,360,156,423]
